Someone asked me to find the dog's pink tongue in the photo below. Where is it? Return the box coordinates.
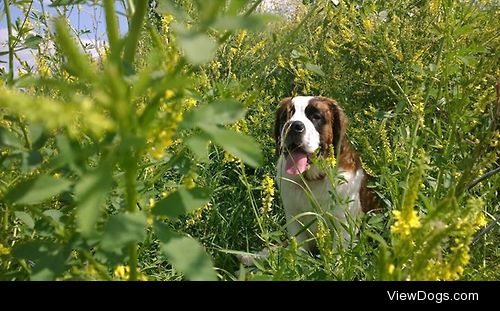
[285,151,308,175]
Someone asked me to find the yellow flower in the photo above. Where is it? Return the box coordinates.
[475,213,487,229]
[315,221,334,258]
[325,145,336,167]
[183,97,197,109]
[429,0,440,14]
[147,100,183,159]
[236,30,247,46]
[261,174,275,215]
[362,18,374,32]
[388,264,395,275]
[161,14,174,33]
[361,160,375,177]
[223,151,237,164]
[182,170,197,189]
[0,243,11,255]
[114,265,130,279]
[324,38,335,55]
[249,39,267,55]
[391,209,421,236]
[380,122,392,161]
[164,90,175,100]
[147,215,154,226]
[277,55,286,68]
[186,202,212,227]
[36,56,52,77]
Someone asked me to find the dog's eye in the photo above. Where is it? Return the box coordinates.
[311,113,322,121]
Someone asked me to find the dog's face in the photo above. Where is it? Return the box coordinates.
[274,96,347,175]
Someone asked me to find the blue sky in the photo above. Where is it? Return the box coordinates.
[0,0,129,73]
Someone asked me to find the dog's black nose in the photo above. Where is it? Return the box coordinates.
[291,121,305,133]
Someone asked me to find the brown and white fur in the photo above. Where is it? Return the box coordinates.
[275,96,379,252]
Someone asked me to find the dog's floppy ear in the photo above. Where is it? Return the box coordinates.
[274,97,292,156]
[329,99,347,154]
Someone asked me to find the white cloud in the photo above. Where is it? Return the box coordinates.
[1,28,34,74]
[80,38,108,61]
[0,28,9,48]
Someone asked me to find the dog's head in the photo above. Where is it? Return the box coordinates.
[274,96,347,175]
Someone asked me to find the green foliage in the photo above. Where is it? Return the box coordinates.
[0,0,265,280]
[155,221,217,281]
[4,175,72,205]
[0,0,498,281]
[153,187,212,218]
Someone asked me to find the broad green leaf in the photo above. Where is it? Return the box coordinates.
[156,0,188,21]
[154,222,216,281]
[228,0,248,15]
[22,150,43,171]
[177,32,217,65]
[29,124,47,150]
[153,187,211,218]
[12,240,69,281]
[14,211,35,229]
[30,248,69,281]
[0,127,23,148]
[12,240,54,262]
[100,212,147,252]
[43,209,64,222]
[212,15,277,31]
[4,175,72,205]
[185,134,211,162]
[24,34,43,49]
[55,134,75,165]
[181,100,246,128]
[200,125,262,168]
[305,63,325,76]
[75,163,113,236]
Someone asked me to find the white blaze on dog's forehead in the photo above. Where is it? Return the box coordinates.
[291,96,314,115]
[285,96,319,154]
[290,96,313,122]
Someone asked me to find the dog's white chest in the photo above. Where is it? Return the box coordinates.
[276,156,365,250]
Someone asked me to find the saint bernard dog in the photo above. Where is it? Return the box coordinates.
[275,96,379,252]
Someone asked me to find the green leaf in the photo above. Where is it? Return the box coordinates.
[181,100,246,128]
[49,0,88,6]
[100,212,147,252]
[0,127,23,148]
[305,63,325,76]
[177,32,217,65]
[43,209,64,222]
[22,150,43,171]
[24,34,43,49]
[156,0,188,21]
[212,15,277,31]
[154,222,216,281]
[29,124,47,150]
[4,175,72,205]
[54,18,96,80]
[153,187,211,218]
[200,125,262,168]
[55,134,75,165]
[75,163,113,236]
[228,0,247,15]
[15,211,35,229]
[185,134,211,162]
[12,240,69,281]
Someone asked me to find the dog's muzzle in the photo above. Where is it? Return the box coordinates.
[284,121,305,151]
